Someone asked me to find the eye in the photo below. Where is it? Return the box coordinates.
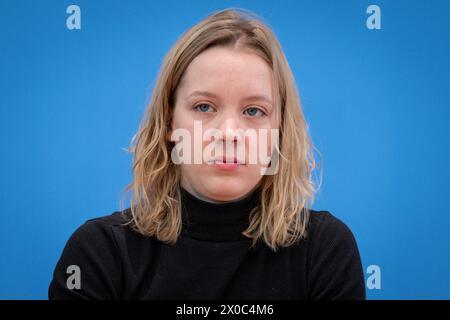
[194,103,215,113]
[244,107,266,117]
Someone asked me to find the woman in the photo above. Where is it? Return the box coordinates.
[49,8,365,300]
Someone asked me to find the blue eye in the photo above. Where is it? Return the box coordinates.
[244,107,265,117]
[194,103,214,113]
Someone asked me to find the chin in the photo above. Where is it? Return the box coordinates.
[202,179,255,201]
[209,192,244,202]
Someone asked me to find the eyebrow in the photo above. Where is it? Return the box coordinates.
[187,90,273,106]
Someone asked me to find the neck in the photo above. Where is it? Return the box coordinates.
[179,185,261,242]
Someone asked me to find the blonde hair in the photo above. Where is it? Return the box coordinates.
[120,8,321,252]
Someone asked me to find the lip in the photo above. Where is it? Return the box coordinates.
[206,157,245,171]
[207,156,245,164]
[211,161,241,171]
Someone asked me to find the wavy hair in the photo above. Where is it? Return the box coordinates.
[120,8,321,252]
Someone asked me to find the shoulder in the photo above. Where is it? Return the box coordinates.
[79,209,132,231]
[65,208,139,245]
[303,209,366,299]
[58,210,129,253]
[307,210,357,244]
[48,208,143,299]
[305,209,361,262]
[59,207,159,270]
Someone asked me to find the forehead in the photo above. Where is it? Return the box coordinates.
[178,46,274,97]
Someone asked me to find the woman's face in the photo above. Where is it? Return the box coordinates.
[170,46,278,202]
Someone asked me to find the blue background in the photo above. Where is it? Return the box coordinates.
[0,0,448,299]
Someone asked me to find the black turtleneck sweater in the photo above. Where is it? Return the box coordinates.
[48,187,366,300]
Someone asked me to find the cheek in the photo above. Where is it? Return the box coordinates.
[171,109,196,152]
[180,164,197,176]
[244,128,276,165]
[171,107,192,130]
[242,164,265,185]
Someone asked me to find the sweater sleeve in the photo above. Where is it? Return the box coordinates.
[307,212,366,300]
[48,218,123,300]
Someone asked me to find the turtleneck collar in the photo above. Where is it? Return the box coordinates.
[180,186,261,242]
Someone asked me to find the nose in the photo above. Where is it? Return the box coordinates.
[217,113,243,143]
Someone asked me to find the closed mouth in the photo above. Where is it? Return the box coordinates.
[206,157,245,165]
